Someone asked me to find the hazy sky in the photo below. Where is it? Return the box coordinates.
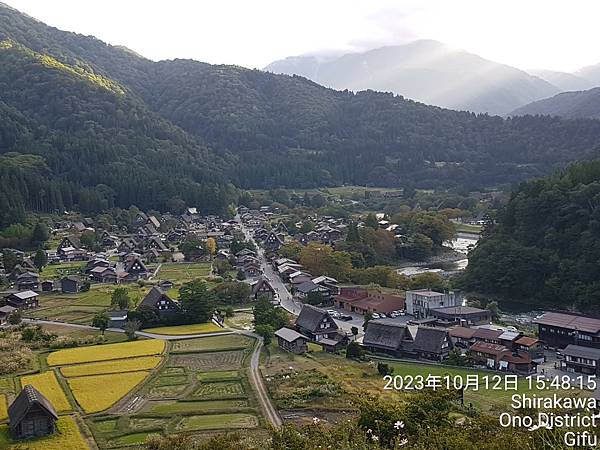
[6,0,600,71]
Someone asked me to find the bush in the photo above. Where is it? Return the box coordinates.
[346,341,364,359]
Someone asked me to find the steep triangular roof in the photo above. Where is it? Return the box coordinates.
[9,385,58,427]
[296,304,338,333]
[363,320,408,350]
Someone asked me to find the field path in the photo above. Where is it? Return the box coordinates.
[241,330,283,428]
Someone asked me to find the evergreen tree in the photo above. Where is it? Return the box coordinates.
[33,248,47,271]
[364,213,379,229]
[31,222,49,246]
[2,250,18,273]
[346,222,361,242]
[179,280,216,323]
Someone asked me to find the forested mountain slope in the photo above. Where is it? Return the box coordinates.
[0,39,235,227]
[511,87,600,119]
[2,3,600,222]
[459,160,600,313]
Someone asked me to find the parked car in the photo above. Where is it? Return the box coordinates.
[372,313,381,319]
[339,314,353,321]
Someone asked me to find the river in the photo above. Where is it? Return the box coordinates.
[397,233,479,276]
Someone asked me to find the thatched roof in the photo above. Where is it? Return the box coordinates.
[9,385,58,430]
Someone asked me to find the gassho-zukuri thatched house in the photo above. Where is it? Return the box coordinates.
[8,384,58,439]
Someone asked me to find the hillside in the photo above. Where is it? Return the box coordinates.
[0,38,235,227]
[265,40,560,115]
[3,3,600,225]
[459,160,600,313]
[511,87,600,119]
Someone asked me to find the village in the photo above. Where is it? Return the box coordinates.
[0,204,599,449]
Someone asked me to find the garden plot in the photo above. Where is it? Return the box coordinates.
[169,350,247,371]
[143,399,250,415]
[175,413,258,431]
[193,381,245,399]
[196,370,240,381]
[85,335,260,447]
[171,335,252,353]
[155,263,212,284]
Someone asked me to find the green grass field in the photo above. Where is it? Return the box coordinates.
[145,399,249,414]
[455,223,483,233]
[41,262,84,280]
[24,284,151,324]
[155,262,212,283]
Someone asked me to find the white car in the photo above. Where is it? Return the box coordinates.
[371,313,381,319]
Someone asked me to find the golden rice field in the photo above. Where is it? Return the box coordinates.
[60,356,162,378]
[0,416,89,450]
[143,323,226,335]
[20,371,71,412]
[0,394,6,421]
[47,339,165,366]
[67,371,150,413]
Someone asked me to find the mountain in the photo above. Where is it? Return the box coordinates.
[510,87,600,119]
[265,40,560,115]
[3,3,600,228]
[527,69,594,92]
[577,63,600,86]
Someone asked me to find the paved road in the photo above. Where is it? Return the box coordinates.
[239,219,364,335]
[23,318,282,427]
[240,221,302,315]
[240,330,283,427]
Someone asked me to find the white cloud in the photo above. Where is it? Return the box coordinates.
[5,0,600,71]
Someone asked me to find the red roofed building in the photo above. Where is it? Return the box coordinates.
[334,286,405,316]
[469,341,537,374]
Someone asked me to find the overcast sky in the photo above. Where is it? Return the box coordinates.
[6,0,600,72]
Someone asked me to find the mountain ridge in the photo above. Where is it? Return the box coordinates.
[265,40,560,115]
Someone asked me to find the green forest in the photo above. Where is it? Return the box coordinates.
[459,160,600,313]
[3,3,600,228]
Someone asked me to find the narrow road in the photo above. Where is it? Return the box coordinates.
[239,220,302,315]
[239,218,363,334]
[149,263,162,280]
[241,330,283,428]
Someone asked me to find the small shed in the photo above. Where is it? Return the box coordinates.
[8,385,58,439]
[0,305,17,324]
[40,280,55,292]
[274,327,309,354]
[60,275,80,294]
